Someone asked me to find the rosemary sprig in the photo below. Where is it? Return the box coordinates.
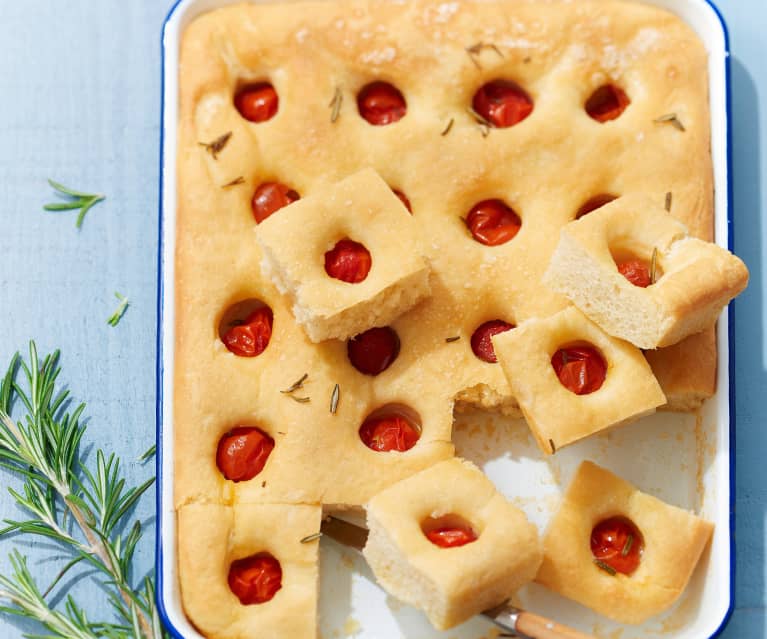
[43,180,105,229]
[329,87,343,123]
[654,113,686,132]
[198,131,232,159]
[0,343,164,639]
[330,384,340,414]
[107,292,130,327]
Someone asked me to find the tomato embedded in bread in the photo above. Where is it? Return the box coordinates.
[591,516,643,575]
[551,345,607,395]
[324,239,372,283]
[585,84,630,123]
[235,83,279,122]
[216,426,275,482]
[471,320,515,363]
[465,199,522,246]
[228,553,283,605]
[359,414,420,452]
[347,326,400,375]
[252,182,300,223]
[472,80,533,128]
[358,82,407,125]
[617,259,652,288]
[222,307,273,357]
[422,515,479,549]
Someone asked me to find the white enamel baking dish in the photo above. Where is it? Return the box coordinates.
[156,1,734,636]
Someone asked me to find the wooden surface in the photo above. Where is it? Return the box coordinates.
[0,1,764,637]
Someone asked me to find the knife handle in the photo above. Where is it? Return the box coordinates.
[513,610,596,639]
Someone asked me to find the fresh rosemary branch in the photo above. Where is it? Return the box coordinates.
[43,180,105,229]
[107,292,130,327]
[0,342,164,639]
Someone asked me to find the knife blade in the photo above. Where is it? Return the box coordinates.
[320,516,596,639]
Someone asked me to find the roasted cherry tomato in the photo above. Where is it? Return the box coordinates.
[425,525,478,548]
[324,239,372,283]
[585,85,630,123]
[471,320,514,363]
[617,259,652,288]
[465,199,522,246]
[591,517,643,575]
[551,345,607,395]
[222,307,273,357]
[252,182,300,224]
[359,414,420,452]
[392,189,412,214]
[576,194,617,219]
[235,83,279,122]
[472,80,533,128]
[357,82,407,125]
[347,327,400,376]
[216,426,275,482]
[228,553,282,605]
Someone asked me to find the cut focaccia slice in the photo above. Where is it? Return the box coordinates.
[543,195,748,349]
[536,461,714,624]
[178,503,320,639]
[492,307,665,455]
[363,458,541,630]
[256,168,431,342]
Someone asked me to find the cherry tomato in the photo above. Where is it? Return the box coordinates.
[585,85,630,123]
[576,194,617,219]
[324,239,372,283]
[252,182,300,224]
[425,525,478,548]
[222,307,273,357]
[357,82,407,125]
[392,189,412,213]
[228,553,282,605]
[347,327,400,376]
[359,414,420,452]
[591,517,643,575]
[465,199,521,246]
[551,346,607,395]
[216,426,275,482]
[471,320,514,363]
[617,259,652,288]
[235,83,279,123]
[472,80,533,128]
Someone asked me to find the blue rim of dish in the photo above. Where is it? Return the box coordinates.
[154,1,736,637]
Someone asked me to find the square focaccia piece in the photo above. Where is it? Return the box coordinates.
[256,168,431,342]
[363,458,542,630]
[178,503,321,639]
[492,306,665,455]
[536,461,714,624]
[543,195,748,349]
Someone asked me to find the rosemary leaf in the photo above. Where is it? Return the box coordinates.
[594,559,617,576]
[329,87,343,123]
[289,395,311,404]
[106,292,129,327]
[199,131,232,159]
[300,532,322,544]
[445,336,460,343]
[330,383,340,414]
[665,191,673,211]
[549,439,556,454]
[222,176,245,189]
[281,373,308,394]
[650,247,658,284]
[622,534,634,557]
[441,118,454,136]
[653,113,685,132]
[138,444,156,463]
[467,106,492,137]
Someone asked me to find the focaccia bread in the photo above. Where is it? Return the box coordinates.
[363,458,542,629]
[175,0,716,634]
[544,195,748,349]
[536,462,713,624]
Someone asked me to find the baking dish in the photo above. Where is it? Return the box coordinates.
[156,0,733,636]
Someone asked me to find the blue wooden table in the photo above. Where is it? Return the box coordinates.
[0,1,763,636]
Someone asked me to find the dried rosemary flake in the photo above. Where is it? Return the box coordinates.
[665,191,673,211]
[445,336,461,343]
[289,395,311,404]
[329,87,343,123]
[549,439,556,454]
[441,118,454,136]
[653,113,686,132]
[199,131,232,159]
[594,559,617,576]
[622,534,634,557]
[222,176,245,189]
[300,532,323,544]
[650,247,659,284]
[330,383,340,414]
[281,373,309,394]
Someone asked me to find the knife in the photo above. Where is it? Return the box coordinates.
[320,516,596,639]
